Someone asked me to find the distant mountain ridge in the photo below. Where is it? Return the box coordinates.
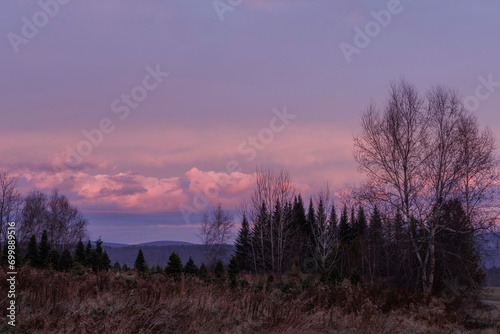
[93,240,197,248]
[103,244,234,268]
[135,241,195,247]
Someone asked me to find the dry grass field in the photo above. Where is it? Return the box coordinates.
[1,267,499,334]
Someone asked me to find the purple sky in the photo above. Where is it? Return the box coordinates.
[1,0,499,244]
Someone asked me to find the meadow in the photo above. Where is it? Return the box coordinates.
[1,267,499,334]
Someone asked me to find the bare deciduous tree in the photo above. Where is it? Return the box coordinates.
[354,78,499,294]
[199,202,234,266]
[250,167,295,273]
[18,190,48,245]
[46,190,88,251]
[0,172,21,242]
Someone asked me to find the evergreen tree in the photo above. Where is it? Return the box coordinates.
[214,260,225,280]
[85,240,93,267]
[184,256,199,275]
[102,250,111,271]
[252,202,269,271]
[134,249,147,273]
[315,198,327,228]
[350,207,357,239]
[328,204,338,239]
[39,230,50,269]
[291,195,309,267]
[199,263,208,280]
[227,256,239,287]
[26,235,39,267]
[165,251,183,276]
[122,264,129,271]
[91,238,104,272]
[368,205,384,279]
[338,205,351,243]
[75,239,86,265]
[234,213,253,272]
[112,261,121,272]
[49,250,60,270]
[355,206,367,238]
[307,197,316,228]
[59,249,73,272]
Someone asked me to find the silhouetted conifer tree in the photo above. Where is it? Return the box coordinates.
[75,239,86,265]
[113,261,121,272]
[38,230,50,269]
[85,240,92,267]
[59,249,73,272]
[134,249,147,273]
[234,213,253,272]
[26,235,39,267]
[165,251,183,276]
[49,250,60,270]
[184,256,198,275]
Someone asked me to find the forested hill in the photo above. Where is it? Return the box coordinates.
[104,244,234,268]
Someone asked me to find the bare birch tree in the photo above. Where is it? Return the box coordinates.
[199,202,234,266]
[354,78,499,294]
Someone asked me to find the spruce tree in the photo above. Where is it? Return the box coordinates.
[134,249,147,273]
[307,197,316,227]
[184,256,198,275]
[227,256,239,287]
[113,261,121,272]
[368,205,384,278]
[122,264,129,271]
[91,238,104,272]
[102,250,111,271]
[234,213,253,272]
[26,235,39,267]
[49,250,60,270]
[59,249,73,272]
[75,239,86,265]
[328,204,338,240]
[39,230,50,269]
[199,263,208,280]
[85,240,93,267]
[355,206,367,238]
[214,260,225,280]
[291,195,308,266]
[165,251,183,276]
[338,205,351,243]
[350,207,357,239]
[252,201,269,271]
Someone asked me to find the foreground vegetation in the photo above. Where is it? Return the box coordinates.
[1,266,499,334]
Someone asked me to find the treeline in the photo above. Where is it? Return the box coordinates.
[131,248,241,287]
[230,192,482,294]
[0,174,88,251]
[0,232,110,273]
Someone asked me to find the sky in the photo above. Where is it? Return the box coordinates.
[1,0,500,244]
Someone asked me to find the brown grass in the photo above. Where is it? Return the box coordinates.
[0,267,494,333]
